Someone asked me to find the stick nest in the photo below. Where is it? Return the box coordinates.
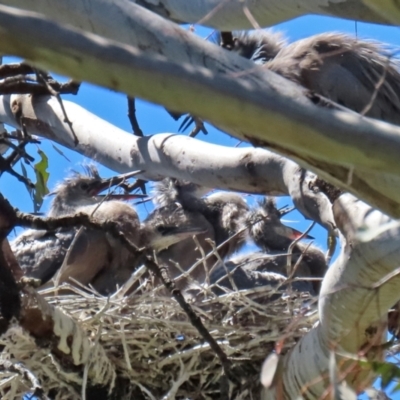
[0,280,317,399]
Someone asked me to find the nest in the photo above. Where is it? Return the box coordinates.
[0,278,318,399]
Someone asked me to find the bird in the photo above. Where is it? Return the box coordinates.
[209,252,316,297]
[218,29,285,65]
[12,165,144,283]
[248,197,312,252]
[91,200,208,295]
[12,166,184,295]
[247,197,327,293]
[149,178,249,290]
[221,30,400,125]
[52,198,142,294]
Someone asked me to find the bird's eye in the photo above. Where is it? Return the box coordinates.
[80,182,89,191]
[156,226,167,234]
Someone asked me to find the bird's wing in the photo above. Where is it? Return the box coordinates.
[12,229,76,283]
[54,227,111,287]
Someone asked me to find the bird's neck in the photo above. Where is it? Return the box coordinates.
[48,198,99,217]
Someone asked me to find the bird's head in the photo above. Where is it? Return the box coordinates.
[147,224,205,252]
[205,192,249,235]
[248,197,313,251]
[153,178,211,207]
[49,165,146,217]
[141,203,208,252]
[217,30,286,64]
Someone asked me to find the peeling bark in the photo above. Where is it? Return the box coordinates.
[19,287,117,392]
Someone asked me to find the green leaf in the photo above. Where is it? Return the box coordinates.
[33,150,50,212]
[359,360,400,390]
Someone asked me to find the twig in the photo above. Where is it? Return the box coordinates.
[34,70,79,145]
[15,211,138,254]
[127,96,144,137]
[144,257,239,385]
[0,62,35,78]
[286,221,316,278]
[0,154,34,188]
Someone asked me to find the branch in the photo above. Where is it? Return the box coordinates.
[0,7,398,220]
[1,0,392,35]
[363,0,400,25]
[0,95,336,231]
[0,195,21,334]
[144,258,239,384]
[0,199,118,397]
[262,195,400,398]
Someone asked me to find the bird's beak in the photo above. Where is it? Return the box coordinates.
[151,226,207,251]
[272,224,314,241]
[279,205,295,216]
[88,170,147,199]
[284,226,314,241]
[276,205,313,239]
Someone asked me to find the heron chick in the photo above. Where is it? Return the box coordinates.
[13,166,146,292]
[150,179,249,290]
[223,30,400,125]
[247,197,327,293]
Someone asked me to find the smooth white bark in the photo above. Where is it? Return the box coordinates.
[363,0,400,25]
[1,0,392,31]
[263,195,400,398]
[0,94,336,231]
[0,2,398,398]
[0,6,399,219]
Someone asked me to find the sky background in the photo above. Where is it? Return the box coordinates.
[3,12,400,399]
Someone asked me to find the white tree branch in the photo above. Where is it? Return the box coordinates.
[0,6,399,218]
[363,0,400,25]
[136,0,393,27]
[0,94,336,231]
[1,0,392,32]
[263,195,400,398]
[1,3,399,397]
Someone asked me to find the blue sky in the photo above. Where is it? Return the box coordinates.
[3,13,400,398]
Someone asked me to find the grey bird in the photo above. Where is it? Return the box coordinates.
[13,166,193,295]
[248,197,327,293]
[150,179,249,290]
[12,166,145,284]
[91,201,207,294]
[209,252,316,297]
[223,30,400,125]
[248,197,313,252]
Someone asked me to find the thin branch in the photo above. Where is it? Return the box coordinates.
[286,222,316,278]
[127,96,144,137]
[0,154,34,188]
[35,69,79,145]
[143,257,240,385]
